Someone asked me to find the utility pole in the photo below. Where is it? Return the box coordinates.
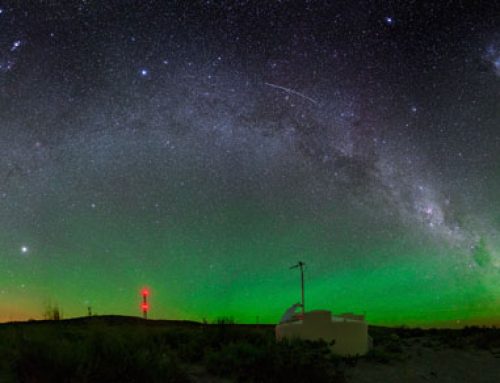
[290,261,306,314]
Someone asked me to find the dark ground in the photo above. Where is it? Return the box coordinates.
[0,316,499,382]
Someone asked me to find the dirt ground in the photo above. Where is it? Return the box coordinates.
[347,336,500,383]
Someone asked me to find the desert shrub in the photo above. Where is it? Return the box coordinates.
[365,348,393,364]
[470,329,500,350]
[202,317,242,348]
[214,317,235,325]
[153,327,206,363]
[272,339,343,382]
[2,323,191,383]
[204,338,342,383]
[462,326,480,336]
[365,333,405,364]
[79,326,190,382]
[441,334,466,349]
[12,337,82,382]
[385,333,404,353]
[82,341,189,382]
[43,303,62,320]
[407,327,426,338]
[204,341,266,379]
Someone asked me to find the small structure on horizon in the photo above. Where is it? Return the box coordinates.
[276,262,371,356]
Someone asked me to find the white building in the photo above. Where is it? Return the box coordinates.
[275,309,371,356]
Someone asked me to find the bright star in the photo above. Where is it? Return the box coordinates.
[139,68,149,77]
[21,246,29,254]
[11,40,21,52]
[384,17,395,26]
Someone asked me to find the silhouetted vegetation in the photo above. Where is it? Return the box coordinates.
[43,303,62,321]
[366,324,500,363]
[365,332,406,364]
[0,316,350,382]
[1,318,499,382]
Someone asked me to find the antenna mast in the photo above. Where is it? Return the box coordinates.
[290,261,306,314]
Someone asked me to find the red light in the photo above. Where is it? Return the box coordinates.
[140,287,150,318]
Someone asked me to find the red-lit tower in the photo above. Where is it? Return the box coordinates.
[141,288,149,319]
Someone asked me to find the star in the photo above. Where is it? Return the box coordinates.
[139,68,149,77]
[21,246,29,254]
[0,61,15,72]
[384,16,395,26]
[494,57,500,72]
[11,40,21,52]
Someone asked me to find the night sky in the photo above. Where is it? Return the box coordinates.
[1,1,499,326]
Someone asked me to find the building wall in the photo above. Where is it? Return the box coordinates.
[275,310,370,356]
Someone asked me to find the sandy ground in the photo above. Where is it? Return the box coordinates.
[185,336,500,383]
[347,337,500,383]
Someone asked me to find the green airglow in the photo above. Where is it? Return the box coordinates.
[2,205,499,326]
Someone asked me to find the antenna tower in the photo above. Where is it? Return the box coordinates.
[290,261,306,314]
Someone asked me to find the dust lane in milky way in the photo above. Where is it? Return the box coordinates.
[0,1,499,325]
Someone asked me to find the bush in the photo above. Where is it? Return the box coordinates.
[13,337,80,382]
[365,348,393,364]
[1,323,191,383]
[365,332,405,364]
[205,341,265,379]
[204,338,343,383]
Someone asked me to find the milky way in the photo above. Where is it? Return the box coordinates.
[0,1,499,325]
